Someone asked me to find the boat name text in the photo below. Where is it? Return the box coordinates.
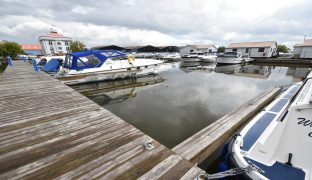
[297,118,312,137]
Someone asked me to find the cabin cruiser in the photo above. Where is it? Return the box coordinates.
[42,50,163,84]
[225,71,312,179]
[217,52,253,64]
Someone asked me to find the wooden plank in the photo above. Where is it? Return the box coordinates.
[172,87,281,164]
[0,61,204,179]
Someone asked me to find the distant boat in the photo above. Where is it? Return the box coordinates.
[217,52,253,64]
[163,53,181,61]
[42,50,163,84]
[223,71,312,180]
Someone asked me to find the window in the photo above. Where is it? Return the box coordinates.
[245,48,249,53]
[66,47,70,51]
[57,42,61,45]
[258,48,265,52]
[232,49,237,52]
[58,47,62,50]
[77,54,101,67]
[65,41,69,46]
[50,47,54,51]
[49,41,53,45]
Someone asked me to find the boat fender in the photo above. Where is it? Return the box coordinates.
[285,153,293,166]
[128,55,135,64]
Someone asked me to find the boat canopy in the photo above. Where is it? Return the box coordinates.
[64,50,127,70]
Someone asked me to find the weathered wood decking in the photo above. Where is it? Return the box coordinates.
[0,61,204,179]
[253,58,312,67]
[173,87,281,164]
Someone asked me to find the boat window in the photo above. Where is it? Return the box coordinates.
[258,48,265,52]
[80,54,101,67]
[245,48,249,53]
[38,59,47,66]
[232,49,237,52]
[198,53,204,55]
[64,55,72,68]
[137,67,140,70]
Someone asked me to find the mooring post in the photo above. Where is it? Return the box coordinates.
[32,59,39,72]
[7,56,13,66]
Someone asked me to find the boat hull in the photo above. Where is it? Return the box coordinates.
[57,65,160,85]
[216,57,244,64]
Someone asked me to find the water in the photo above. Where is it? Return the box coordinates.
[70,63,311,148]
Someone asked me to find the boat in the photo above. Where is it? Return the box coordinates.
[223,71,312,179]
[37,55,65,67]
[163,53,181,61]
[42,50,163,84]
[202,54,217,63]
[217,52,254,64]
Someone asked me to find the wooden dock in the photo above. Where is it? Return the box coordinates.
[0,61,204,179]
[172,87,281,164]
[252,58,312,67]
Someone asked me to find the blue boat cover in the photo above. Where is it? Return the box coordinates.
[42,59,60,72]
[64,50,126,70]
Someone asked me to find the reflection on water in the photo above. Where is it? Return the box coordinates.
[71,63,311,148]
[71,74,164,106]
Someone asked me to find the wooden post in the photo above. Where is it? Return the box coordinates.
[32,59,39,72]
[7,56,13,66]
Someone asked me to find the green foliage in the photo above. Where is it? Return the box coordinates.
[277,45,290,53]
[217,46,225,53]
[70,40,86,52]
[0,41,24,59]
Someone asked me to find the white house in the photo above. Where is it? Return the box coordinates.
[39,28,73,56]
[179,45,217,56]
[293,39,312,58]
[225,41,277,58]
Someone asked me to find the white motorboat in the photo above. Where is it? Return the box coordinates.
[42,50,163,84]
[202,54,217,63]
[217,52,254,64]
[163,53,181,61]
[223,71,312,180]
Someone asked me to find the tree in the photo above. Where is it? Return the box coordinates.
[0,41,24,59]
[217,46,225,53]
[70,40,86,52]
[277,45,290,53]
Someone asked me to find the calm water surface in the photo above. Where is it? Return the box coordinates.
[71,62,310,148]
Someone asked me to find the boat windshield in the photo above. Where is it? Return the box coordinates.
[78,54,101,67]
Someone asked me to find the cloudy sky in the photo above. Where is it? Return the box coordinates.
[0,0,311,48]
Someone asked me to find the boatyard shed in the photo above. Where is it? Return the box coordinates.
[225,41,277,58]
[179,45,217,56]
[91,45,127,52]
[293,39,312,58]
[20,44,43,56]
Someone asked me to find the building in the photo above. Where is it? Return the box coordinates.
[179,45,217,56]
[38,28,73,56]
[20,44,43,56]
[225,41,277,58]
[293,39,312,58]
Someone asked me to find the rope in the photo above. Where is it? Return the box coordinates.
[196,163,264,180]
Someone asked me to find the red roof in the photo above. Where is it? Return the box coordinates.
[47,32,64,37]
[21,44,42,50]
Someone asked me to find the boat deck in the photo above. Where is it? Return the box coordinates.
[0,61,203,179]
